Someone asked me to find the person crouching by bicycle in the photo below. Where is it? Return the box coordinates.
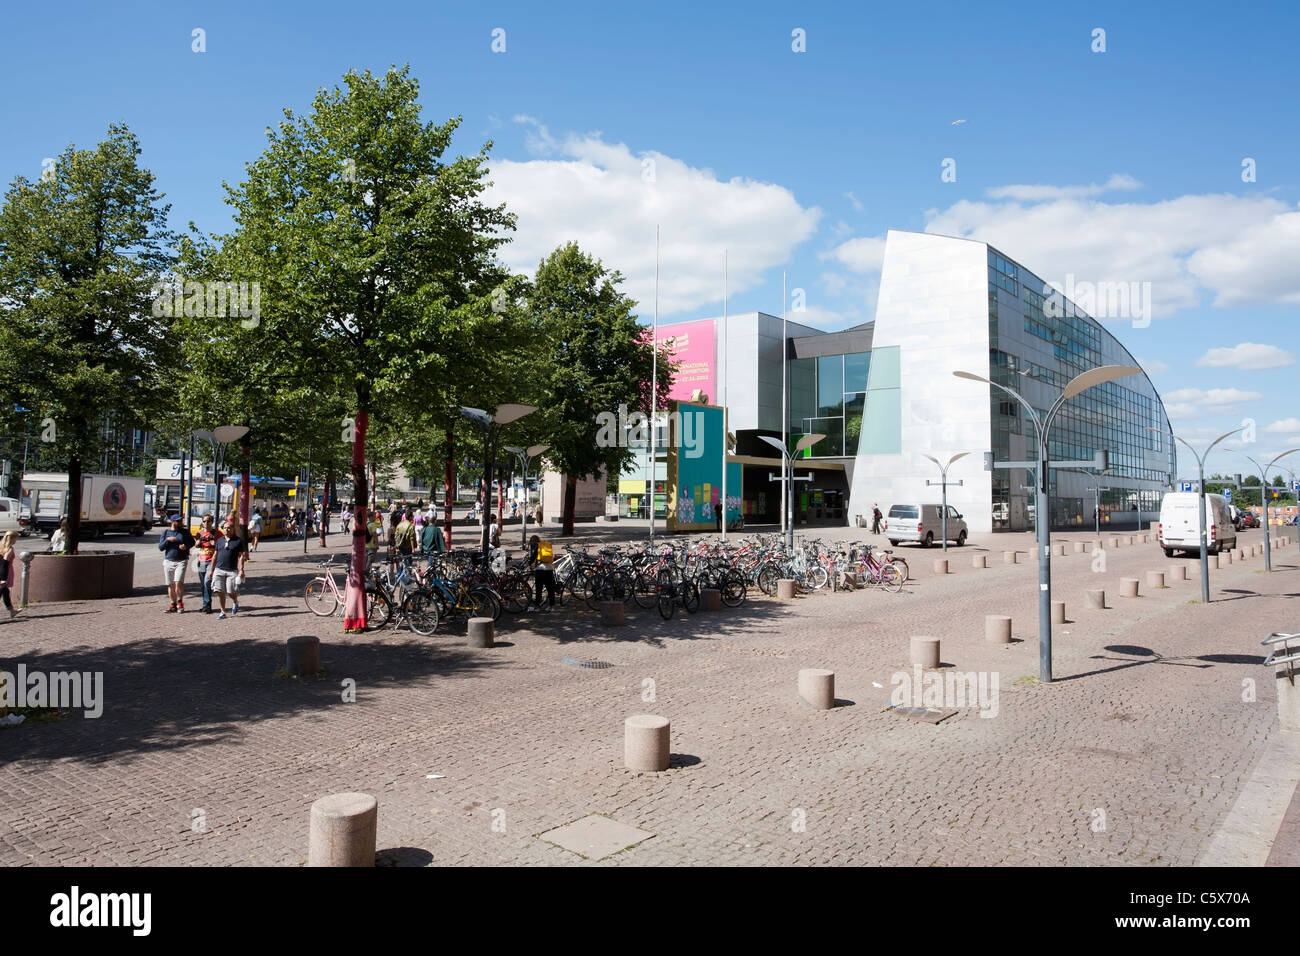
[529,534,555,612]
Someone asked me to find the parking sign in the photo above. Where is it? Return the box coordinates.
[1180,481,1195,492]
[1223,488,1232,503]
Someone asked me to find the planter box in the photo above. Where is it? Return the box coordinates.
[23,550,135,603]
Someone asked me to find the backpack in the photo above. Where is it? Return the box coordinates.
[395,522,415,553]
[536,540,553,563]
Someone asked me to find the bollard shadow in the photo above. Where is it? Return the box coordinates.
[833,698,856,708]
[375,846,434,868]
[1056,644,1215,682]
[668,753,701,769]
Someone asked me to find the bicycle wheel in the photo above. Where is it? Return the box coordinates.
[500,575,529,613]
[719,571,746,607]
[657,588,674,620]
[609,568,635,606]
[757,564,780,597]
[471,587,503,623]
[681,580,700,614]
[880,563,905,593]
[808,565,829,590]
[304,578,339,616]
[633,571,659,609]
[365,586,393,629]
[403,590,440,635]
[889,558,910,583]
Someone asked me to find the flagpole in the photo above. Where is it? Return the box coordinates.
[781,270,788,537]
[721,249,728,543]
[649,225,659,546]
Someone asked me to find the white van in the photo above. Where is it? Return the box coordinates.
[1158,492,1237,556]
[0,497,21,536]
[885,503,968,548]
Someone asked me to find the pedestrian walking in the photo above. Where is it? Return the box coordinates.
[420,514,446,567]
[248,507,263,554]
[211,518,248,619]
[394,509,417,558]
[48,518,68,553]
[159,513,195,613]
[871,503,883,535]
[529,534,555,611]
[194,514,219,613]
[0,530,22,619]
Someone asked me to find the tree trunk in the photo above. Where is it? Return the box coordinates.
[443,428,454,551]
[66,454,82,555]
[320,468,332,546]
[562,474,577,537]
[342,411,369,632]
[239,441,251,551]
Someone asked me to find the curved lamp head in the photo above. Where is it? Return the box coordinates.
[213,425,249,444]
[793,433,826,455]
[494,404,536,426]
[460,406,491,428]
[526,444,550,459]
[758,435,788,458]
[1061,365,1141,401]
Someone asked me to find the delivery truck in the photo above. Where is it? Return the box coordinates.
[22,472,150,537]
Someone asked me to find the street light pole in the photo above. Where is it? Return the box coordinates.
[462,405,536,571]
[505,444,550,551]
[1243,449,1300,572]
[957,365,1140,683]
[760,433,823,551]
[923,453,968,552]
[1159,428,1243,603]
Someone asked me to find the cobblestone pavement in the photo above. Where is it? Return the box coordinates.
[1,526,1296,866]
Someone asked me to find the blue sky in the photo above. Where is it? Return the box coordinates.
[3,1,1298,481]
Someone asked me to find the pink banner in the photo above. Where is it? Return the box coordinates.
[655,319,715,402]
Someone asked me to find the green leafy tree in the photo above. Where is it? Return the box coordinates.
[210,66,514,628]
[0,125,177,552]
[527,242,673,536]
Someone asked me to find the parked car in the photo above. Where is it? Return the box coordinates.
[884,503,968,548]
[0,497,21,537]
[1158,492,1237,557]
[1239,510,1260,529]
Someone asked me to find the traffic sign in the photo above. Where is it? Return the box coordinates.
[1180,481,1195,492]
[1292,479,1300,492]
[1223,488,1232,503]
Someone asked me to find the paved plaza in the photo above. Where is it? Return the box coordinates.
[1,525,1298,866]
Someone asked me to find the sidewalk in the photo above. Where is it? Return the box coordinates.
[1,528,1296,865]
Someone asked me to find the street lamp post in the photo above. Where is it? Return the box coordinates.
[461,404,536,571]
[1153,427,1244,604]
[1243,449,1300,572]
[1086,468,1113,537]
[759,433,824,551]
[956,365,1140,683]
[504,444,550,551]
[922,453,968,553]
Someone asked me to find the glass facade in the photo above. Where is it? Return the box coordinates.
[788,351,870,457]
[986,247,1175,530]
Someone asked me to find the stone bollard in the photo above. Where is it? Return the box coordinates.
[1109,537,1120,548]
[972,554,987,569]
[910,636,941,668]
[1120,578,1140,598]
[1207,554,1219,570]
[1052,601,1066,625]
[598,602,625,627]
[467,616,496,647]
[1223,551,1233,565]
[797,669,835,710]
[1074,541,1087,554]
[699,588,722,612]
[1052,543,1067,557]
[1126,536,1136,546]
[1169,564,1187,581]
[308,792,378,867]
[984,615,1012,645]
[932,558,949,575]
[286,635,321,677]
[624,714,670,771]
[17,551,34,608]
[841,572,858,590]
[1146,571,1166,590]
[777,579,796,600]
[1235,548,1245,562]
[1003,551,1018,565]
[1086,589,1107,609]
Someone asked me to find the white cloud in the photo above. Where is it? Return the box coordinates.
[1136,357,1169,376]
[1264,418,1300,434]
[844,191,864,212]
[486,122,821,316]
[919,192,1300,317]
[1162,402,1201,419]
[985,173,1141,203]
[1195,342,1295,371]
[1164,387,1263,406]
[825,235,886,274]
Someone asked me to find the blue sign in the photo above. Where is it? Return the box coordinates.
[1223,488,1232,503]
[1292,479,1300,492]
[1180,481,1195,492]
